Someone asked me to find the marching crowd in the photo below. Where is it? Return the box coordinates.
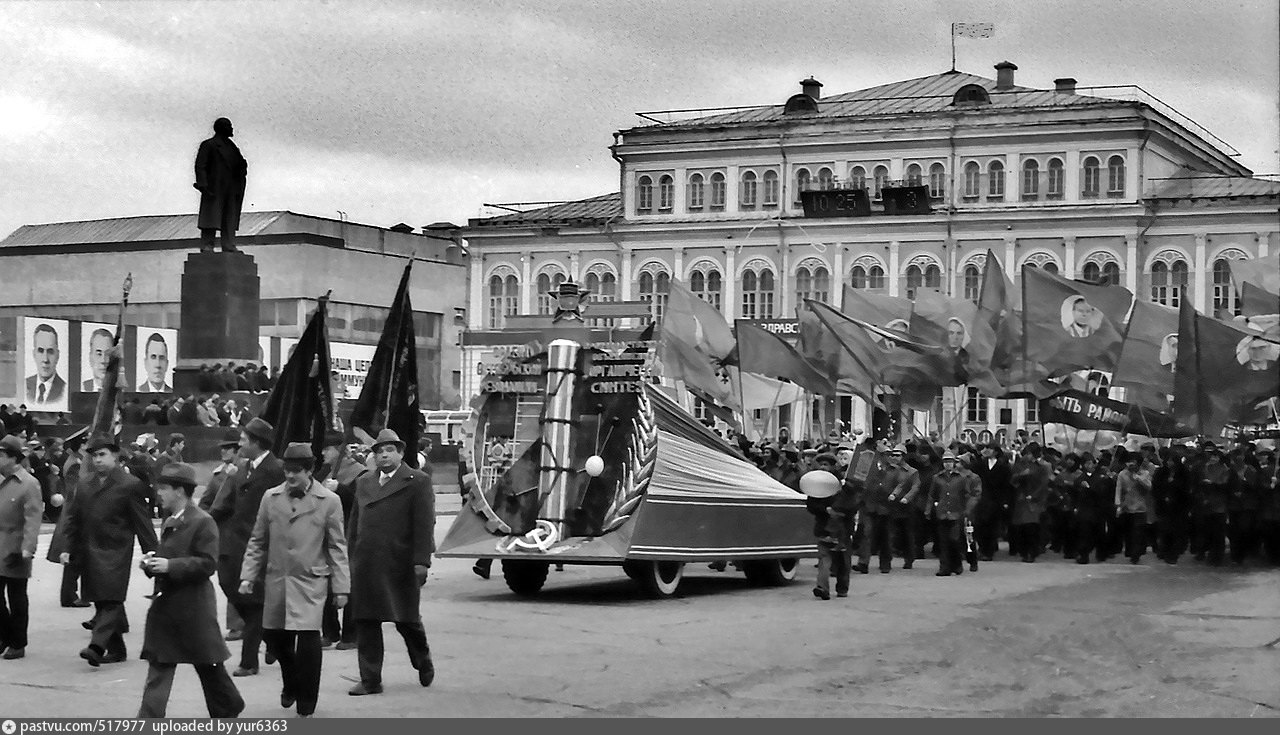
[733,431,1280,598]
[0,419,437,719]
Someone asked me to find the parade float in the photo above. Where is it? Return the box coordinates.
[437,282,813,597]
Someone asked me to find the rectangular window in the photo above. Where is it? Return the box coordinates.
[741,292,757,320]
[966,387,988,424]
[1025,397,1039,425]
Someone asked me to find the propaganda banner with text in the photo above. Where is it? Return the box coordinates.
[1039,388,1192,438]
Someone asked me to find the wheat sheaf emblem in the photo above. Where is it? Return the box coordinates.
[600,389,658,532]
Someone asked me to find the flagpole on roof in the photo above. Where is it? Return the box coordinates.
[950,23,956,72]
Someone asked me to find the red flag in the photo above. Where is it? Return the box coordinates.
[665,276,737,363]
[1112,300,1179,412]
[1174,299,1280,437]
[799,300,885,403]
[841,285,911,328]
[735,320,834,395]
[1022,266,1132,376]
[658,327,739,410]
[350,262,421,467]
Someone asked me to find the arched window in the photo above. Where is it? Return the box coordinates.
[1102,261,1121,286]
[762,170,779,206]
[987,161,1005,199]
[906,164,922,187]
[1150,258,1189,306]
[1082,262,1101,282]
[688,173,705,210]
[850,263,887,291]
[740,170,758,209]
[963,162,981,198]
[690,267,723,311]
[1047,158,1065,198]
[1212,258,1240,315]
[849,166,866,191]
[963,264,982,301]
[487,273,519,328]
[796,263,830,303]
[1107,155,1126,196]
[637,175,653,212]
[925,264,942,288]
[710,172,726,210]
[873,165,889,200]
[1082,156,1100,198]
[740,264,776,319]
[658,175,674,211]
[585,269,618,326]
[928,163,946,199]
[638,269,670,322]
[905,265,924,299]
[1022,160,1039,199]
[536,271,566,315]
[794,168,811,203]
[817,167,834,190]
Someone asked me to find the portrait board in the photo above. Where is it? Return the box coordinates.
[80,321,128,393]
[21,317,70,412]
[135,327,178,394]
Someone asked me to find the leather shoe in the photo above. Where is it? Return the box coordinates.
[852,563,869,574]
[81,619,94,631]
[835,591,848,598]
[3,647,25,660]
[62,600,91,608]
[232,666,258,677]
[101,650,127,665]
[79,647,103,667]
[265,652,277,665]
[902,561,913,570]
[969,562,979,572]
[335,641,358,651]
[281,692,296,709]
[418,661,435,687]
[348,682,383,696]
[812,587,830,600]
[225,631,243,641]
[936,570,952,576]
[472,563,490,580]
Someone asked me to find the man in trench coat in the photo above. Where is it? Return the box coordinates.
[138,463,244,718]
[61,432,158,666]
[346,429,435,696]
[0,434,43,659]
[240,443,349,718]
[193,117,247,253]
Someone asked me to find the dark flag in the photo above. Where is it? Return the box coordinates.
[261,296,335,459]
[350,263,423,467]
[1240,281,1280,319]
[735,320,834,395]
[1038,389,1192,438]
[1174,299,1280,437]
[89,274,133,439]
[1112,300,1179,411]
[1022,265,1132,376]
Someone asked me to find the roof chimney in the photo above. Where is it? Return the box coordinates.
[800,77,823,100]
[994,61,1017,90]
[1054,77,1077,94]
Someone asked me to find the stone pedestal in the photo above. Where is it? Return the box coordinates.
[174,251,261,396]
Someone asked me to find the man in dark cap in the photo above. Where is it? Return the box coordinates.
[194,117,247,253]
[137,463,244,718]
[971,441,1011,561]
[0,435,43,660]
[210,417,284,676]
[61,433,158,666]
[346,429,435,696]
[928,450,981,576]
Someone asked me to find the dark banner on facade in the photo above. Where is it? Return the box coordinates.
[1039,388,1193,437]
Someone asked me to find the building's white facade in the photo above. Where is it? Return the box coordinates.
[462,63,1280,441]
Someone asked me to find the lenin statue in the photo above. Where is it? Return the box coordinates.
[194,117,248,253]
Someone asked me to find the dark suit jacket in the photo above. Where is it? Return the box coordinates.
[25,374,67,405]
[209,452,285,594]
[61,466,158,601]
[347,463,434,622]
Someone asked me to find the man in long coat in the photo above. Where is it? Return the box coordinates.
[0,434,43,659]
[193,117,247,253]
[1011,443,1052,563]
[240,443,349,718]
[138,463,244,718]
[346,429,435,696]
[47,434,91,608]
[210,417,284,676]
[61,432,158,665]
[315,431,365,649]
[971,441,1013,560]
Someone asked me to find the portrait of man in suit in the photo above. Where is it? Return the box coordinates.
[1060,295,1102,338]
[25,322,67,407]
[83,328,114,392]
[140,333,172,393]
[1237,335,1279,372]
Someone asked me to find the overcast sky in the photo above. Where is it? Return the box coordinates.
[2,0,1277,239]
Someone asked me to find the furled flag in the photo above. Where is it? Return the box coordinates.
[1022,266,1133,376]
[260,296,335,459]
[976,250,1051,395]
[665,276,737,365]
[953,22,995,38]
[1112,300,1179,412]
[1174,299,1280,437]
[735,320,834,396]
[350,262,422,467]
[89,274,133,440]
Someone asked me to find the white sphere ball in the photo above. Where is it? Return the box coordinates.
[50,493,65,508]
[584,455,605,477]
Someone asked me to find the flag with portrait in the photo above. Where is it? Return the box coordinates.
[1022,266,1133,376]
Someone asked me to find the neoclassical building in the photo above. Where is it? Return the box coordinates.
[463,62,1279,440]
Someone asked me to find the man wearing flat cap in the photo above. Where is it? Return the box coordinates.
[138,463,244,718]
[61,432,158,666]
[210,416,284,676]
[240,443,349,718]
[0,434,43,660]
[346,429,436,696]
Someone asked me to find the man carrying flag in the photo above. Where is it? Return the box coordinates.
[350,262,422,467]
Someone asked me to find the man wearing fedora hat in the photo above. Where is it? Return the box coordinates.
[346,429,435,696]
[240,443,349,718]
[0,435,43,660]
[61,432,158,666]
[137,462,244,718]
[210,416,285,676]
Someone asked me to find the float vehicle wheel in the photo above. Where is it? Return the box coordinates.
[741,558,799,586]
[502,559,550,596]
[626,560,684,597]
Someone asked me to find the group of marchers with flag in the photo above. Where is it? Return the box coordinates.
[660,250,1280,441]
